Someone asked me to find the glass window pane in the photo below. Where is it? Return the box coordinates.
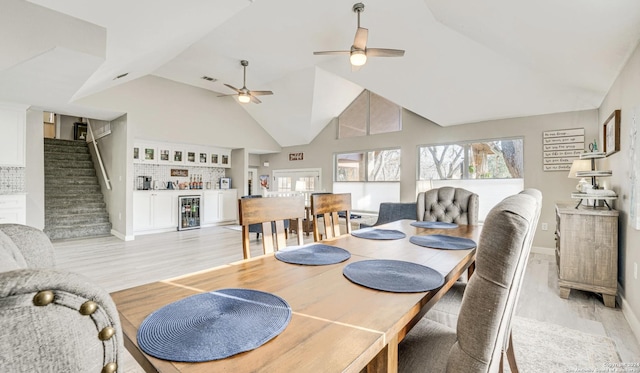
[338,91,367,138]
[369,92,401,135]
[336,152,365,181]
[418,145,464,180]
[367,149,401,181]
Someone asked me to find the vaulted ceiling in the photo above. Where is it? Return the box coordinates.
[3,0,640,147]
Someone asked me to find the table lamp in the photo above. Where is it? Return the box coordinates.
[568,159,592,192]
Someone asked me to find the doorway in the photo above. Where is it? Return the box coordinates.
[248,167,258,196]
[43,112,56,138]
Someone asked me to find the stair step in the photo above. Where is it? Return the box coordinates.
[44,222,112,241]
[45,200,106,210]
[46,194,104,204]
[44,138,88,147]
[45,212,110,226]
[45,152,91,161]
[45,160,94,169]
[46,169,96,177]
[45,176,99,185]
[45,185,102,194]
[44,144,89,154]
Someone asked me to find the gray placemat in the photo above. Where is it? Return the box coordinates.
[343,259,444,293]
[410,221,459,229]
[275,244,351,265]
[351,228,406,240]
[410,234,477,250]
[137,288,291,362]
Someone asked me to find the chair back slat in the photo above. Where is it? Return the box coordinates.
[311,193,352,241]
[238,196,305,259]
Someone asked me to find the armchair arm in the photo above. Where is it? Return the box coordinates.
[0,269,123,373]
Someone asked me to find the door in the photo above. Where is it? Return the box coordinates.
[133,192,153,232]
[248,168,258,196]
[220,190,238,222]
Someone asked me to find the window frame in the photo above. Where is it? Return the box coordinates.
[334,147,401,182]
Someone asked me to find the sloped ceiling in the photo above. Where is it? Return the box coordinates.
[3,0,640,147]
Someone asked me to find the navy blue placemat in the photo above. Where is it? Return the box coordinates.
[351,228,406,240]
[137,288,291,362]
[410,234,477,250]
[343,259,444,293]
[275,244,351,265]
[411,221,459,229]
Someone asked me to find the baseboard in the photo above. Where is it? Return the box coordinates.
[619,284,640,346]
[532,246,555,256]
[111,229,134,241]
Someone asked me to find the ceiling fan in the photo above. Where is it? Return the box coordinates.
[218,60,273,104]
[313,3,405,70]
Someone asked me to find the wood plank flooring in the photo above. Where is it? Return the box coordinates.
[52,226,640,370]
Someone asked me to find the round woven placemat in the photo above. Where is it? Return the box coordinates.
[409,234,477,250]
[137,288,291,362]
[343,259,444,293]
[275,244,350,265]
[351,228,406,240]
[410,221,459,229]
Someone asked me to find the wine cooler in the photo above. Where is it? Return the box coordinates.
[178,195,201,231]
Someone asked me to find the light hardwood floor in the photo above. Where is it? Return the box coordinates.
[53,226,640,370]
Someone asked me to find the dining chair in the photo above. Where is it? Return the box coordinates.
[417,186,479,225]
[238,196,305,259]
[310,193,352,241]
[399,191,540,373]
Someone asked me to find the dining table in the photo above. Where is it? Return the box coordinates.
[110,219,481,373]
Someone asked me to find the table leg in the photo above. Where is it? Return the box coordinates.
[364,335,398,373]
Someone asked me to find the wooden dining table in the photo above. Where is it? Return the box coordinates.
[111,219,481,373]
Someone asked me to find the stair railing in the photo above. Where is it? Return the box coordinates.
[86,119,112,190]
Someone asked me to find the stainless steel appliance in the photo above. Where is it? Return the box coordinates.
[178,195,200,231]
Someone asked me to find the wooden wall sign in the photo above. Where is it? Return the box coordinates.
[289,152,303,161]
[170,169,188,177]
[542,128,585,171]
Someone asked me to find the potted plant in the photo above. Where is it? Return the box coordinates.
[468,165,476,178]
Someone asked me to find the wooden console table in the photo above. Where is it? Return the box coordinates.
[555,203,619,307]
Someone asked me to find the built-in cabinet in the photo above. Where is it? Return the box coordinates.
[555,203,619,307]
[203,190,238,225]
[0,103,27,167]
[133,191,177,233]
[0,194,26,225]
[133,189,237,236]
[133,141,231,168]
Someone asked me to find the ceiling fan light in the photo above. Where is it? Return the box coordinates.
[238,93,251,103]
[350,50,367,66]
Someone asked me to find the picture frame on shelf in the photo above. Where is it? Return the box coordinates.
[173,150,183,163]
[158,147,171,163]
[604,109,621,156]
[187,151,196,163]
[74,122,88,141]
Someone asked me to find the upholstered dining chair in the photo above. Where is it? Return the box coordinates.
[310,193,352,241]
[0,224,123,373]
[238,196,305,259]
[398,191,540,373]
[416,186,479,225]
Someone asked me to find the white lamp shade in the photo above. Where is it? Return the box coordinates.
[350,50,367,66]
[568,160,591,178]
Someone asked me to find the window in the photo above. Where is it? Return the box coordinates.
[338,90,401,139]
[418,138,523,180]
[272,169,321,192]
[336,149,400,182]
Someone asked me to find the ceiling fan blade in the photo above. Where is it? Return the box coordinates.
[313,50,350,55]
[217,93,238,97]
[250,90,273,96]
[250,95,262,104]
[223,83,241,93]
[353,27,368,50]
[366,48,405,57]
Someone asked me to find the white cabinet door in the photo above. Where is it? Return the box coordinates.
[0,194,26,225]
[220,190,238,222]
[203,191,221,224]
[133,192,153,231]
[0,104,26,167]
[153,192,176,229]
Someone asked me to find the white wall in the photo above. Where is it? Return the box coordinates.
[599,40,640,341]
[25,108,44,229]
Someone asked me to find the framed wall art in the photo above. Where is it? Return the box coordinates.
[604,109,621,156]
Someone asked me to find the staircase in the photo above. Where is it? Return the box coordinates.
[44,138,112,240]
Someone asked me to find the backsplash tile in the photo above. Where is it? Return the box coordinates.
[134,164,226,190]
[0,167,25,193]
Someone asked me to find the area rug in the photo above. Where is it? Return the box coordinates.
[509,316,622,373]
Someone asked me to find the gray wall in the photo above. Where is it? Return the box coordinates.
[25,109,44,229]
[260,109,600,250]
[599,40,640,335]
